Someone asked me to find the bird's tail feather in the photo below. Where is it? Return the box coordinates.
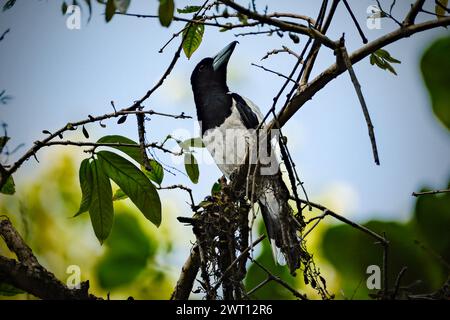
[257,174,302,273]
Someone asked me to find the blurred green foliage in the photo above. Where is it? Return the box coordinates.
[421,35,450,131]
[321,181,450,299]
[0,153,176,299]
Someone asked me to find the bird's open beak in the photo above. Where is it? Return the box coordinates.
[212,41,238,72]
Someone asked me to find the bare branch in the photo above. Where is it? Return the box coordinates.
[339,39,380,165]
[404,0,426,25]
[0,218,99,300]
[273,16,450,129]
[170,245,201,300]
[412,188,450,197]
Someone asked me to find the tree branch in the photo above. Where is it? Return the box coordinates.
[0,218,99,300]
[272,16,450,129]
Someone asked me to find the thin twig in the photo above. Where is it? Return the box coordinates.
[250,259,308,300]
[339,39,380,165]
[392,266,408,299]
[251,63,297,84]
[412,188,450,197]
[342,0,368,44]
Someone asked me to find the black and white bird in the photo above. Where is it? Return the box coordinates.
[190,41,301,273]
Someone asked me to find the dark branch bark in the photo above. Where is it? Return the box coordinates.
[170,245,201,300]
[0,218,99,300]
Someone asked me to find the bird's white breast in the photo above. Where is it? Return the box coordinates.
[202,101,256,177]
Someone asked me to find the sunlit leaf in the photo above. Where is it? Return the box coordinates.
[159,0,175,27]
[112,188,128,201]
[74,159,93,217]
[97,135,142,164]
[113,0,130,13]
[182,22,204,59]
[184,153,199,184]
[0,175,15,195]
[369,49,401,76]
[98,151,161,226]
[143,160,164,185]
[89,158,114,243]
[179,137,205,150]
[421,35,450,130]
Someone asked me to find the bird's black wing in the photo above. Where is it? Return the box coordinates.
[231,93,260,129]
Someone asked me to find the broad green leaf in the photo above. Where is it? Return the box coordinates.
[182,22,205,59]
[0,175,15,195]
[112,188,128,201]
[177,5,201,14]
[97,151,161,226]
[184,153,199,184]
[211,182,221,195]
[113,0,130,13]
[0,136,9,153]
[143,160,164,185]
[96,213,154,289]
[0,283,24,296]
[89,158,114,243]
[97,135,142,164]
[421,35,450,130]
[159,0,175,27]
[74,159,93,217]
[105,0,116,22]
[436,0,448,19]
[179,137,205,150]
[2,0,16,12]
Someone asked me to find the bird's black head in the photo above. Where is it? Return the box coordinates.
[191,41,238,133]
[191,41,238,91]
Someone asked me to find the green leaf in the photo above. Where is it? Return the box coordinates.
[0,136,10,153]
[179,137,205,150]
[89,158,114,243]
[105,0,116,22]
[74,159,93,217]
[376,49,400,64]
[177,5,201,14]
[97,151,161,226]
[436,0,449,19]
[182,22,205,59]
[369,49,401,76]
[2,0,16,12]
[0,283,24,296]
[113,0,130,13]
[211,182,221,196]
[112,188,128,201]
[159,0,175,27]
[143,160,164,185]
[0,175,15,195]
[184,153,199,184]
[97,135,142,164]
[421,35,450,130]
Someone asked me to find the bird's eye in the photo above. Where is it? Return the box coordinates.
[198,65,205,72]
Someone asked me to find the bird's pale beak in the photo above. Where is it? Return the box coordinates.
[212,41,238,72]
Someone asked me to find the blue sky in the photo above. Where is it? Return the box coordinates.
[1,0,449,224]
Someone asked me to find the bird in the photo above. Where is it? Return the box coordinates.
[190,41,302,273]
